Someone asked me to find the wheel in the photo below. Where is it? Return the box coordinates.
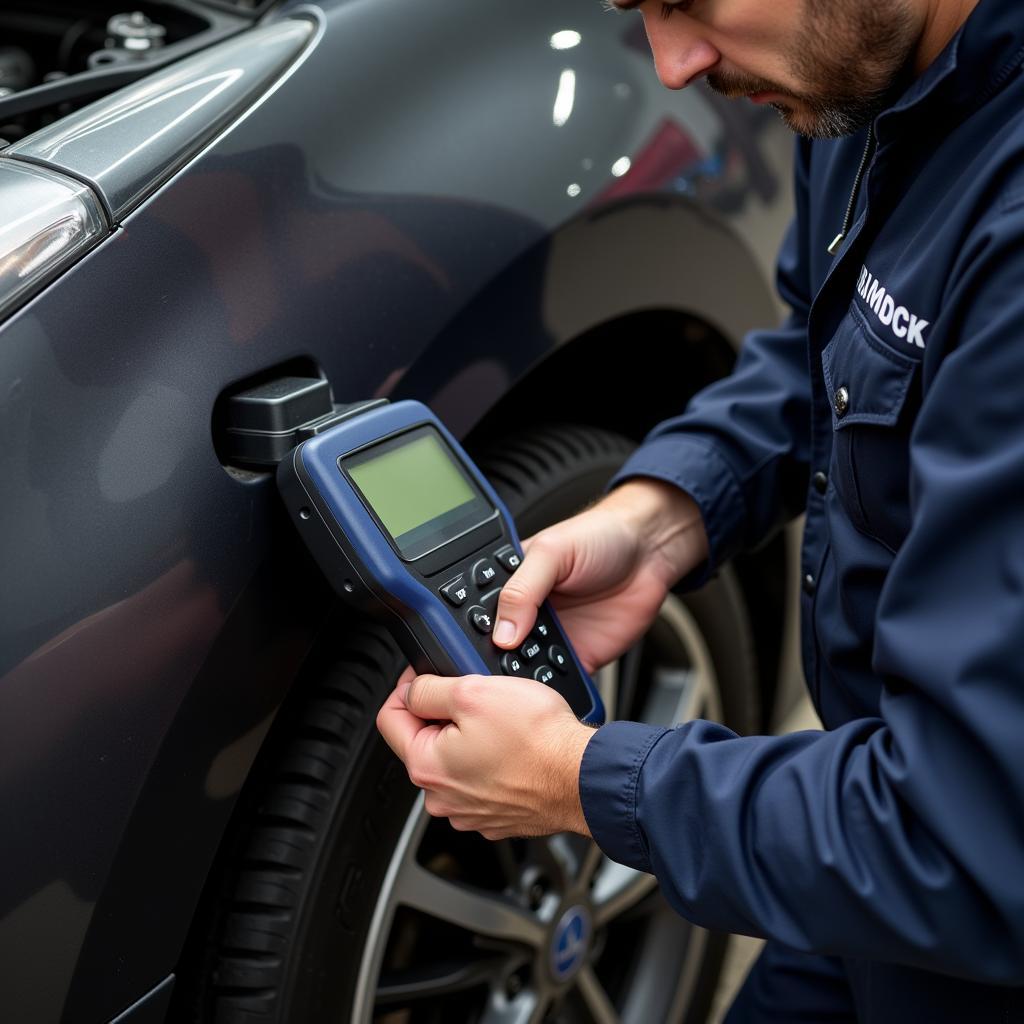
[175,424,759,1024]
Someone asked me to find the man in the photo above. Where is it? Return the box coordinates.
[378,0,1024,1018]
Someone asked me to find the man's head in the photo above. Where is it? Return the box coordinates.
[609,0,928,138]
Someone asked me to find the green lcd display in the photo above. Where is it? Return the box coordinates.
[345,429,494,559]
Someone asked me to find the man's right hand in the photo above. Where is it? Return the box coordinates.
[493,478,710,673]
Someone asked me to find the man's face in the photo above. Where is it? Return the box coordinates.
[616,0,920,138]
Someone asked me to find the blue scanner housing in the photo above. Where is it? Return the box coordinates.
[277,400,604,724]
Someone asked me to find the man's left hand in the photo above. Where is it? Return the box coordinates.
[377,667,596,840]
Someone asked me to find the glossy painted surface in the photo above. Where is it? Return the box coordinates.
[0,0,793,1020]
[7,16,316,220]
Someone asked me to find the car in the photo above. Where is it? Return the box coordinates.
[0,2,799,1021]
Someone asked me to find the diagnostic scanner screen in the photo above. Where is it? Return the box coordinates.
[345,429,492,558]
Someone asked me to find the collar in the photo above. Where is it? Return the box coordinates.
[876,0,1024,135]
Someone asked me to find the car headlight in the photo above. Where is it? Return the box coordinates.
[0,159,108,321]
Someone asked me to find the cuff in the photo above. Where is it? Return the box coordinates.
[579,720,670,872]
[607,435,747,589]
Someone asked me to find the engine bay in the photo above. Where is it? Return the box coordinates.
[0,2,272,144]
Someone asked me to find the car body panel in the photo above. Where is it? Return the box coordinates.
[0,1,793,1020]
[6,16,317,221]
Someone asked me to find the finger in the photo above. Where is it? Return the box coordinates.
[405,674,473,722]
[394,664,416,703]
[493,538,564,647]
[376,685,427,760]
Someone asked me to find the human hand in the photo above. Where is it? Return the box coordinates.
[376,666,596,840]
[493,479,709,672]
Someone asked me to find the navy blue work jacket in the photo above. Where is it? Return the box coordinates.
[582,0,1024,1013]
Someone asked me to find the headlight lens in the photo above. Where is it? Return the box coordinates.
[0,159,107,321]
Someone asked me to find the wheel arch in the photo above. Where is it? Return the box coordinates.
[448,195,790,730]
[168,195,789,1004]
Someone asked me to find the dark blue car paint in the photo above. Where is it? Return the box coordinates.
[583,0,1024,1016]
[0,1,792,1019]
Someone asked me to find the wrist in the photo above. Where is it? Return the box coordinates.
[602,478,710,581]
[552,719,596,837]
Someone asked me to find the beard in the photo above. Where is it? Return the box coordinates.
[706,0,918,138]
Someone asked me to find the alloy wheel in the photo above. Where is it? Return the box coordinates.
[353,593,723,1024]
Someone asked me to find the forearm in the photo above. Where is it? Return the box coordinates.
[581,716,1024,982]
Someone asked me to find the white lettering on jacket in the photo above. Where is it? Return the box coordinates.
[856,266,929,348]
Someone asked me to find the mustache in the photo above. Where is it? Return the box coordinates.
[706,69,790,100]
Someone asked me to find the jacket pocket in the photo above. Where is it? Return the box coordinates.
[821,305,919,552]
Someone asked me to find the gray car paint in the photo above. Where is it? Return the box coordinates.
[6,16,317,222]
[0,1,793,1020]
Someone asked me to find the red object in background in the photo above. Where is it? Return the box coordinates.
[595,118,703,203]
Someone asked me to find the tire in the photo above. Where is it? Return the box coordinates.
[174,424,759,1024]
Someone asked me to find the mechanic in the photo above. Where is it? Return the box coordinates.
[378,0,1024,1018]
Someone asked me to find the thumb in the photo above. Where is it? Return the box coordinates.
[494,537,564,649]
[405,674,462,721]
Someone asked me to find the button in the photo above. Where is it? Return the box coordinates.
[472,559,499,586]
[802,574,816,595]
[534,622,550,639]
[812,471,828,495]
[468,606,494,634]
[548,645,569,674]
[834,386,850,417]
[439,576,469,606]
[501,651,526,675]
[534,665,556,685]
[521,639,542,662]
[494,545,522,572]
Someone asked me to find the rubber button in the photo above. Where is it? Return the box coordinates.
[494,545,522,572]
[468,606,494,634]
[521,639,542,662]
[501,651,525,675]
[472,559,499,587]
[812,471,828,495]
[548,645,569,674]
[534,622,550,639]
[534,664,555,685]
[439,576,469,606]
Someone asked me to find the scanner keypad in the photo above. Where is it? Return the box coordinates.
[435,542,576,684]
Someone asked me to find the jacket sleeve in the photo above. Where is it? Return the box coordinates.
[608,137,815,580]
[581,198,1024,984]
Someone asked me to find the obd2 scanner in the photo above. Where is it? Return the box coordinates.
[277,400,604,724]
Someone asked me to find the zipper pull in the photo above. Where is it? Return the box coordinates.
[828,130,876,257]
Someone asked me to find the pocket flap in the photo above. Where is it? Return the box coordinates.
[821,307,917,430]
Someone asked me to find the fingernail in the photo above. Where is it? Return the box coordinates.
[401,683,412,705]
[493,619,515,645]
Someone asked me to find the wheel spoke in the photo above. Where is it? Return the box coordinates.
[394,860,546,948]
[376,955,512,1006]
[641,665,706,727]
[592,861,659,928]
[575,966,621,1024]
[671,666,706,724]
[578,841,604,889]
[652,594,724,724]
[525,833,575,891]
